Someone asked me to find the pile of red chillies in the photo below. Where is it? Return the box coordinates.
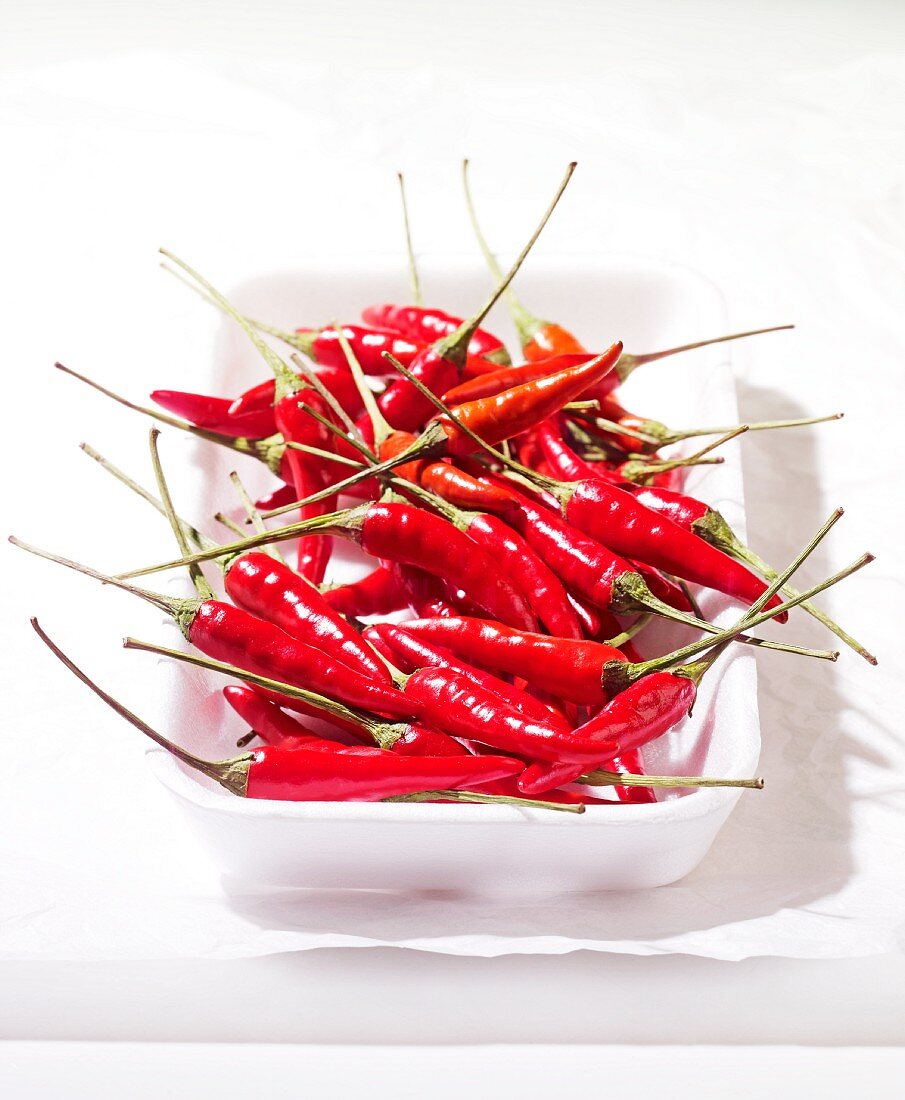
[20,167,876,814]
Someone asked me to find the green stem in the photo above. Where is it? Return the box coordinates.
[620,324,795,377]
[386,790,585,813]
[297,402,377,462]
[122,635,393,741]
[435,161,577,365]
[694,509,877,665]
[30,619,247,794]
[160,261,317,360]
[80,443,218,557]
[160,249,299,400]
[461,158,544,346]
[579,770,763,790]
[605,613,653,648]
[288,351,364,445]
[60,361,288,477]
[619,548,873,687]
[285,442,366,469]
[147,428,214,599]
[10,535,193,624]
[664,412,843,446]
[397,171,422,307]
[114,505,366,580]
[331,321,393,447]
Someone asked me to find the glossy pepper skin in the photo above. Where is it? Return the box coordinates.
[560,479,787,620]
[537,416,618,483]
[400,617,627,706]
[223,685,337,748]
[295,324,424,376]
[420,462,519,516]
[441,344,623,456]
[378,344,465,431]
[350,503,537,632]
[364,623,571,731]
[481,476,661,616]
[606,749,657,804]
[256,350,625,524]
[167,594,413,721]
[323,565,409,618]
[517,749,657,800]
[362,304,510,366]
[443,353,594,405]
[394,563,461,619]
[183,600,419,720]
[521,323,588,362]
[222,551,390,683]
[570,670,697,756]
[243,744,524,802]
[401,666,618,766]
[459,510,584,639]
[228,365,366,423]
[628,483,712,529]
[150,390,279,440]
[418,490,584,640]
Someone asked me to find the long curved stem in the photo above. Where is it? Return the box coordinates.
[397,171,422,307]
[461,159,541,344]
[148,429,213,599]
[438,161,577,360]
[30,619,243,791]
[80,443,218,556]
[160,250,298,399]
[10,535,188,619]
[56,362,259,457]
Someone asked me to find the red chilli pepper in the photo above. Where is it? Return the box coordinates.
[224,685,337,748]
[32,622,526,802]
[478,475,709,627]
[603,750,657,804]
[364,623,571,731]
[362,303,510,366]
[221,551,391,684]
[623,484,875,663]
[240,318,426,378]
[273,387,337,583]
[399,482,583,639]
[229,365,366,422]
[231,502,539,631]
[554,478,787,620]
[443,354,594,405]
[323,565,409,618]
[150,390,279,440]
[398,616,626,705]
[294,324,425,376]
[76,446,391,686]
[400,665,618,766]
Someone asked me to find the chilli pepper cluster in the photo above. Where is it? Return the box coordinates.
[18,163,875,814]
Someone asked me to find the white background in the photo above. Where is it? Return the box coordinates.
[2,0,905,1094]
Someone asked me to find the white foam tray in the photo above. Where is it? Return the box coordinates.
[154,254,760,893]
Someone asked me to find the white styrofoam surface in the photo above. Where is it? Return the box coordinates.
[151,254,760,893]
